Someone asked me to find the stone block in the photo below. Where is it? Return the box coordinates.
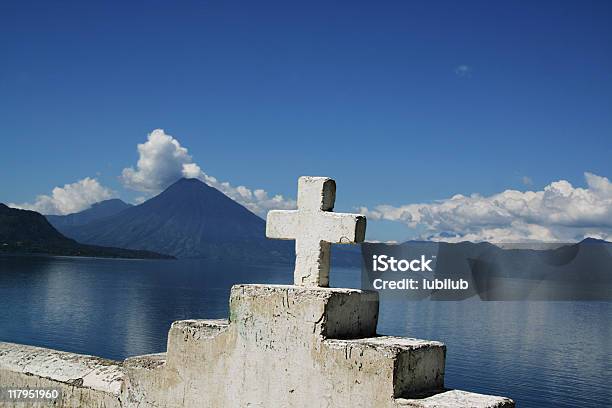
[228,284,379,339]
[324,336,445,398]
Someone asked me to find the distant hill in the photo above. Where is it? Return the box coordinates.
[0,204,174,259]
[46,199,132,229]
[59,178,294,262]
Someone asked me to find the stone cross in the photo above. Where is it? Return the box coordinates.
[266,176,366,287]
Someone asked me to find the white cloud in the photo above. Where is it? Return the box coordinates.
[120,129,196,192]
[121,129,296,215]
[360,172,612,243]
[9,177,115,215]
[455,65,472,77]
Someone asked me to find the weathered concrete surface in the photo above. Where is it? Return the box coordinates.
[0,342,124,408]
[267,176,366,287]
[324,337,445,398]
[0,284,515,407]
[122,284,513,408]
[122,353,167,407]
[395,389,515,408]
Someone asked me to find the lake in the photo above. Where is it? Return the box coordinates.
[0,255,610,407]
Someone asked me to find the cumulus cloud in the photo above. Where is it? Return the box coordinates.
[120,129,196,192]
[9,178,115,215]
[360,173,612,243]
[120,129,296,215]
[197,171,296,215]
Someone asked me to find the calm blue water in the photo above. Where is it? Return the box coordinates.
[0,255,610,407]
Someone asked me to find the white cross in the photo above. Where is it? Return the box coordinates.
[266,176,366,287]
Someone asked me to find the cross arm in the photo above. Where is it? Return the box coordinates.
[320,212,366,244]
[266,210,299,240]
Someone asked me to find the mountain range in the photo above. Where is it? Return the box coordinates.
[15,176,608,281]
[47,198,132,229]
[50,178,294,263]
[0,204,173,259]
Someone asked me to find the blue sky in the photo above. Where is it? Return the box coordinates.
[1,1,611,241]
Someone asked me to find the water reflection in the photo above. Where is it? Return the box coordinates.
[0,256,610,408]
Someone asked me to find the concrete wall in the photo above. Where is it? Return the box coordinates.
[0,342,123,408]
[0,284,515,408]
